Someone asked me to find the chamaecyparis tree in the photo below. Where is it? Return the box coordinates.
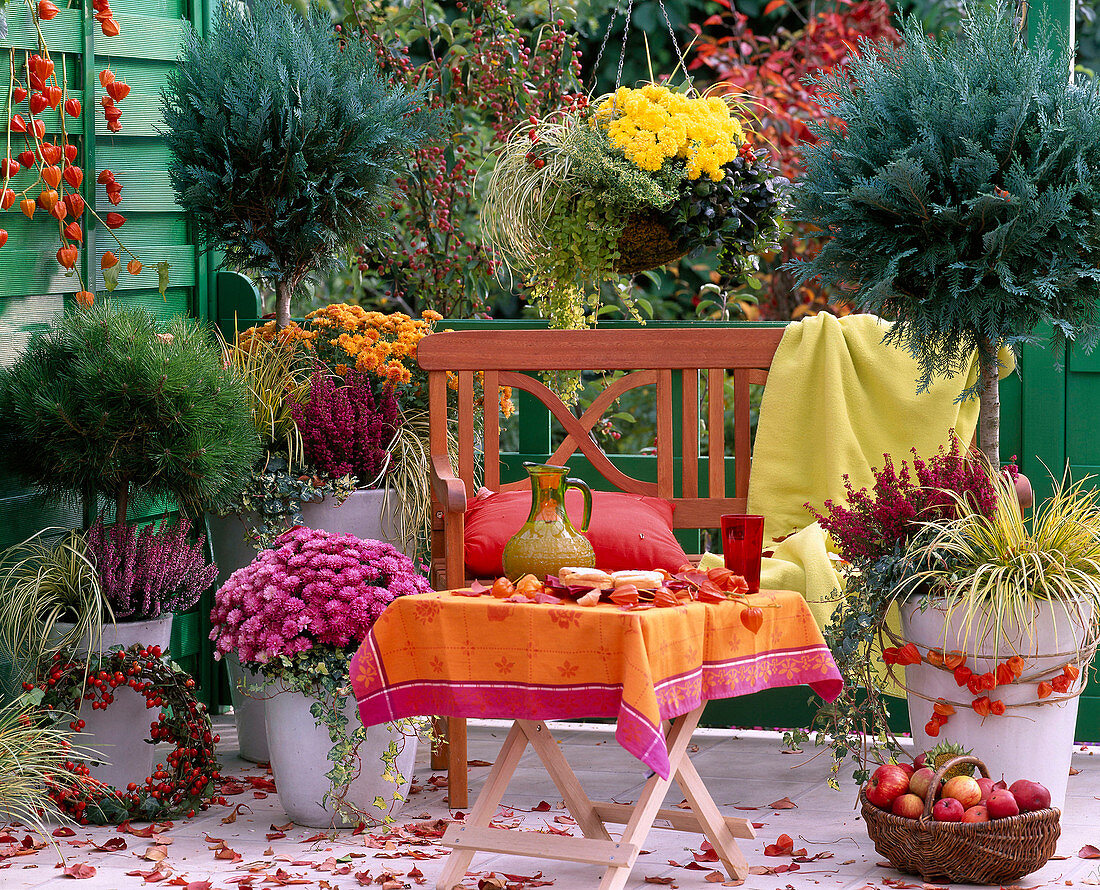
[791,3,1100,464]
[162,0,434,328]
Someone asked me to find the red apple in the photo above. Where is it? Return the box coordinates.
[913,752,927,770]
[1009,779,1051,812]
[895,762,915,780]
[976,776,996,804]
[932,797,965,822]
[942,775,983,810]
[987,788,1020,819]
[909,767,936,800]
[962,805,990,823]
[866,764,914,809]
[891,793,925,819]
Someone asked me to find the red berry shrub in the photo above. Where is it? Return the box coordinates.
[342,0,583,316]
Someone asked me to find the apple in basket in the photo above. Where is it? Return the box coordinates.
[962,805,990,823]
[909,767,936,799]
[932,798,965,822]
[890,793,925,819]
[987,788,1020,819]
[976,776,996,805]
[941,775,983,810]
[865,764,912,809]
[1010,779,1051,812]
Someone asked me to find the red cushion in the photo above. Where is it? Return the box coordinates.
[463,489,689,578]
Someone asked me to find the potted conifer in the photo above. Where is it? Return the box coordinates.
[161,0,435,330]
[792,3,1100,808]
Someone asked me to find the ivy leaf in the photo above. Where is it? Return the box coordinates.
[156,261,171,295]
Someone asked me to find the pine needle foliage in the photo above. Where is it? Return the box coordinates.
[790,3,1100,461]
[161,0,436,328]
[0,303,261,524]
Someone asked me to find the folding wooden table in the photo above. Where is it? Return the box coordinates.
[349,589,842,890]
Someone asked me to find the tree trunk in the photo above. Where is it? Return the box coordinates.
[274,278,292,330]
[115,481,130,529]
[977,338,1000,467]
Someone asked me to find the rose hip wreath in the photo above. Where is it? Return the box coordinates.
[26,644,221,824]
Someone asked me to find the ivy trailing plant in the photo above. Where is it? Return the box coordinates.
[790,3,1100,465]
[162,0,436,329]
[784,441,1010,786]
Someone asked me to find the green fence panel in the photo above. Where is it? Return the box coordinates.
[0,1,214,703]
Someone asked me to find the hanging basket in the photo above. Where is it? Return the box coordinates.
[861,756,1060,885]
[613,211,690,274]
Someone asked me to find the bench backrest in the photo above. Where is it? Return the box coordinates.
[418,327,785,530]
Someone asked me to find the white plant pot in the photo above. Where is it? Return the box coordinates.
[901,597,1093,811]
[299,487,405,550]
[226,654,270,764]
[51,615,174,794]
[265,686,417,828]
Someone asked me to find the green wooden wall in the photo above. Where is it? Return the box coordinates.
[0,0,215,702]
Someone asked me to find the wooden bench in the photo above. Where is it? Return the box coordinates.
[419,326,786,808]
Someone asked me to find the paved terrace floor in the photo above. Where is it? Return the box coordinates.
[3,716,1099,889]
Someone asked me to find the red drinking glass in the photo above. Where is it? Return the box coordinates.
[720,514,765,593]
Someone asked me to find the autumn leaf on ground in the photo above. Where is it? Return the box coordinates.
[532,801,552,811]
[143,844,170,862]
[61,863,97,879]
[694,841,720,862]
[764,833,796,856]
[769,796,798,809]
[643,878,677,886]
[223,803,252,824]
[468,759,492,766]
[794,850,834,863]
[91,837,126,852]
[1079,845,1100,859]
[125,865,171,880]
[748,863,800,875]
[705,872,725,883]
[477,877,506,890]
[52,828,76,838]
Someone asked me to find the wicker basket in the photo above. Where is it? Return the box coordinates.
[861,756,1061,884]
[613,212,689,274]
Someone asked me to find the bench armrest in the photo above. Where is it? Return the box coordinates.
[430,454,467,515]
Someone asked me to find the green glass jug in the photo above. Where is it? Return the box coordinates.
[502,463,595,580]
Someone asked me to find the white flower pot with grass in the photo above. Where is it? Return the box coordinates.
[896,473,1100,812]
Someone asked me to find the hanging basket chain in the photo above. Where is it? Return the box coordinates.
[656,0,694,92]
[589,0,693,93]
[588,0,625,91]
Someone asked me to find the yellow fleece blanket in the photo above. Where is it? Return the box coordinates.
[701,313,1014,629]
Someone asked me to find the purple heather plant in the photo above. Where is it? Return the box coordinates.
[85,517,218,620]
[291,369,400,485]
[811,439,1011,564]
[209,526,431,663]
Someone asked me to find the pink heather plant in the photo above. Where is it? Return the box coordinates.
[209,526,430,663]
[85,517,218,620]
[811,439,1011,564]
[291,369,400,485]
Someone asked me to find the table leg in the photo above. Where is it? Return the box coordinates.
[435,721,526,890]
[594,705,704,890]
[518,721,612,842]
[446,716,469,809]
[675,753,749,880]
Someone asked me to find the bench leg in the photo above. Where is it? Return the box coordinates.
[446,716,468,809]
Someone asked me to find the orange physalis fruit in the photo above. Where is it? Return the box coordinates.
[1037,681,1053,699]
[513,574,541,595]
[943,651,966,670]
[74,290,94,307]
[654,587,679,608]
[924,720,941,738]
[972,696,992,717]
[20,198,35,219]
[882,647,900,665]
[37,1,59,20]
[1051,674,1072,694]
[127,259,142,275]
[1007,655,1025,679]
[42,165,62,188]
[925,649,945,668]
[99,68,115,88]
[932,699,955,717]
[979,672,996,691]
[100,17,119,36]
[898,643,921,665]
[953,665,972,687]
[740,605,764,634]
[995,663,1014,686]
[56,245,78,269]
[106,80,130,102]
[100,250,119,269]
[609,585,639,607]
[489,577,514,599]
[104,212,125,228]
[1064,663,1081,681]
[990,699,1005,716]
[64,221,83,242]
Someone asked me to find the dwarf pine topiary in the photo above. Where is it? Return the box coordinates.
[790,4,1100,464]
[0,302,261,524]
[161,0,435,328]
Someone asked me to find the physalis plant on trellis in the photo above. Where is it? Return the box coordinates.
[1,0,169,305]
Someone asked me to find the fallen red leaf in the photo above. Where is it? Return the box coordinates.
[51,828,76,838]
[769,796,798,809]
[532,801,552,811]
[1079,845,1100,859]
[92,837,127,852]
[62,863,97,879]
[764,833,796,856]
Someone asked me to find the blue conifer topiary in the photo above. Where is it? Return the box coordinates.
[162,0,435,327]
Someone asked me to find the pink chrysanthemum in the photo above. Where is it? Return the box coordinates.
[209,527,431,663]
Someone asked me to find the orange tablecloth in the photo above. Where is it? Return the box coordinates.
[351,590,842,779]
